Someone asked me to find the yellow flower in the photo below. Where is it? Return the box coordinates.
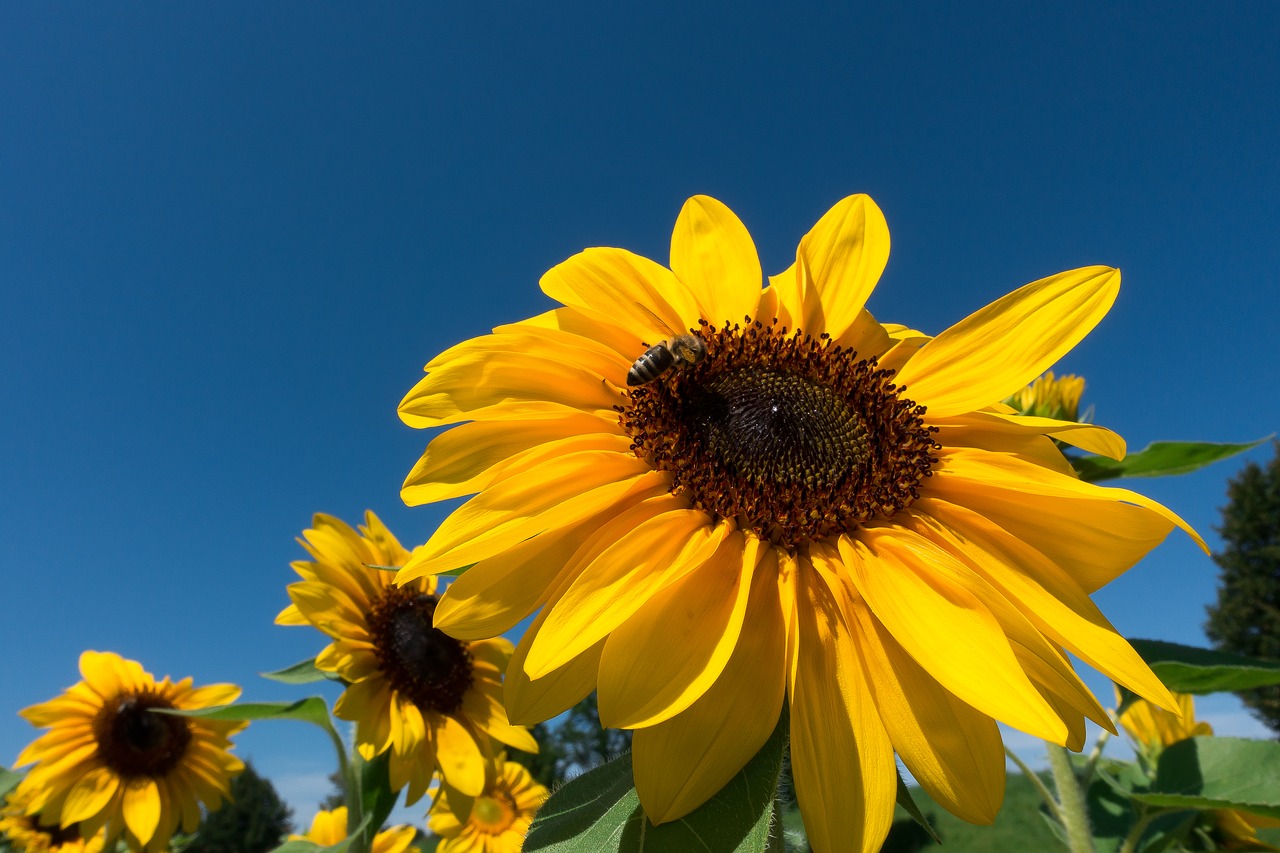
[1116,686,1213,757]
[1117,690,1280,850]
[1007,370,1086,422]
[290,806,419,853]
[397,194,1204,853]
[428,754,548,853]
[0,781,107,853]
[276,511,537,805]
[15,651,245,852]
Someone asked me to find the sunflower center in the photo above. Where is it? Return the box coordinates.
[92,692,192,779]
[368,588,474,715]
[472,792,517,834]
[620,318,938,550]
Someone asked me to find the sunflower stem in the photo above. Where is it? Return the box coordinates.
[1004,746,1062,822]
[345,746,371,853]
[1080,729,1111,789]
[1046,743,1095,853]
[1117,808,1158,853]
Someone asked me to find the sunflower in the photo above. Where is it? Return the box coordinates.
[276,511,536,805]
[0,781,106,853]
[1006,370,1086,422]
[396,193,1205,853]
[14,651,245,853]
[290,806,420,853]
[427,753,548,853]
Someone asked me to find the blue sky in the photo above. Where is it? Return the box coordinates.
[3,2,1278,831]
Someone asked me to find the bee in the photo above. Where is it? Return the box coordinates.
[627,309,707,386]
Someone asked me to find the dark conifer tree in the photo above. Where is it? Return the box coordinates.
[1205,442,1280,736]
[183,761,293,853]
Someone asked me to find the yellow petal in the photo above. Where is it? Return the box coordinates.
[633,546,785,823]
[897,266,1120,417]
[498,306,643,364]
[402,415,625,504]
[62,766,119,825]
[844,589,1005,824]
[910,498,1178,712]
[398,350,621,429]
[598,531,761,729]
[797,194,890,340]
[932,410,1126,461]
[398,456,664,578]
[669,195,762,325]
[540,247,703,343]
[505,609,602,725]
[525,511,725,678]
[840,530,1069,743]
[122,779,162,845]
[790,550,896,853]
[435,716,485,797]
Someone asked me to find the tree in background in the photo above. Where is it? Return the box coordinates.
[1205,442,1280,736]
[183,761,293,853]
[509,693,632,789]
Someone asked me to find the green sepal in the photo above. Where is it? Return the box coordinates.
[0,766,24,799]
[1130,639,1280,693]
[1130,737,1280,819]
[1071,437,1270,482]
[261,657,342,685]
[893,768,941,845]
[524,708,788,852]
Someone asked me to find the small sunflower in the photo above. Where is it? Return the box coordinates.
[396,194,1205,853]
[14,651,245,852]
[1006,370,1086,422]
[290,806,420,853]
[0,781,106,853]
[276,511,536,805]
[427,754,548,853]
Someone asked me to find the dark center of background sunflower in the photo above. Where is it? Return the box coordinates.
[93,692,192,779]
[368,588,474,715]
[620,318,938,549]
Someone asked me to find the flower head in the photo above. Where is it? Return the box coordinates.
[427,754,548,853]
[277,511,536,804]
[291,806,419,853]
[15,651,245,852]
[397,194,1205,853]
[0,782,107,853]
[1007,371,1086,422]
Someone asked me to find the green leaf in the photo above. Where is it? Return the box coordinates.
[1130,639,1280,694]
[1071,437,1271,482]
[0,766,24,798]
[525,709,788,852]
[1131,737,1280,819]
[260,658,341,685]
[354,751,399,845]
[364,562,473,577]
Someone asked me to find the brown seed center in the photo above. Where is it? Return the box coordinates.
[368,587,474,715]
[93,692,193,779]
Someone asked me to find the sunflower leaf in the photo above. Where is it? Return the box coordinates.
[524,709,788,852]
[0,766,23,798]
[1129,639,1280,693]
[1070,438,1270,482]
[1131,737,1280,818]
[261,658,340,685]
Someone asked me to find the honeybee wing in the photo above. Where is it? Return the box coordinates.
[634,302,680,341]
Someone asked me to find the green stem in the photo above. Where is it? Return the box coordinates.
[1004,746,1062,822]
[1081,729,1111,789]
[1046,743,1095,853]
[344,747,371,853]
[1117,809,1156,853]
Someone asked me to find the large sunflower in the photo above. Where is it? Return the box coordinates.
[14,651,245,852]
[276,511,537,805]
[427,753,548,853]
[396,194,1204,853]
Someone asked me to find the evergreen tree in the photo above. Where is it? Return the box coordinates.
[1205,442,1280,736]
[183,761,293,853]
[318,768,346,812]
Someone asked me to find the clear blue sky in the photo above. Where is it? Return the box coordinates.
[3,2,1278,829]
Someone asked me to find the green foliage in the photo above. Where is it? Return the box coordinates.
[508,721,564,790]
[1204,441,1280,735]
[509,693,633,790]
[261,657,341,685]
[1070,438,1270,482]
[523,708,787,853]
[184,762,292,853]
[1128,639,1280,693]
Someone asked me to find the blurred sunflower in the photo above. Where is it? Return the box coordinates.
[277,511,536,805]
[427,753,548,853]
[397,193,1205,853]
[0,781,106,853]
[290,806,419,853]
[14,651,244,853]
[1117,690,1280,850]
